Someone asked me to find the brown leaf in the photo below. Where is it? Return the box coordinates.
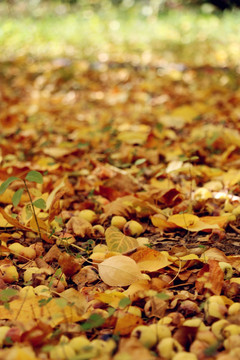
[58,252,82,276]
[195,259,224,295]
[66,216,92,237]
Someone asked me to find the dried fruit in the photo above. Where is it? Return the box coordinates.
[123,220,143,237]
[131,325,157,348]
[111,216,127,229]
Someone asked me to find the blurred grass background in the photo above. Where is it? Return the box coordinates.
[0,0,240,66]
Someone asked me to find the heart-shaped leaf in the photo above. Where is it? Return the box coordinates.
[105,226,139,253]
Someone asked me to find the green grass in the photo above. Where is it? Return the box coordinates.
[0,3,240,66]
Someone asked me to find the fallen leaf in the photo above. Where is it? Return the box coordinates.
[168,213,219,232]
[114,312,143,335]
[98,255,143,286]
[195,259,224,295]
[66,216,92,237]
[130,248,172,271]
[0,294,86,327]
[105,226,139,253]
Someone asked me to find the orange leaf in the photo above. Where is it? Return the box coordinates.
[0,208,30,231]
[130,248,172,271]
[168,213,219,232]
[114,312,143,335]
[151,214,176,231]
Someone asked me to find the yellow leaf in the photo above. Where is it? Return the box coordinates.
[201,215,231,228]
[30,216,48,232]
[151,214,176,231]
[117,131,148,145]
[95,291,126,308]
[98,255,144,287]
[130,248,172,272]
[0,212,14,227]
[0,346,39,360]
[170,105,200,124]
[114,312,143,335]
[105,226,139,253]
[168,214,219,232]
[0,295,86,327]
[45,178,66,211]
[124,279,150,297]
[43,147,74,158]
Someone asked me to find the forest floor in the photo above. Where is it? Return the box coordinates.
[0,3,240,360]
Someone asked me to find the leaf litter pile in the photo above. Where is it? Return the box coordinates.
[0,56,240,360]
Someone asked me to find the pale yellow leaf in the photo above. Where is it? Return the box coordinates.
[0,295,86,327]
[98,255,143,286]
[45,178,65,210]
[105,226,139,253]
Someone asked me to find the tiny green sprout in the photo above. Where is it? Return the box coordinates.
[0,170,46,240]
[155,292,170,300]
[0,288,18,309]
[134,158,146,166]
[118,297,131,309]
[81,313,106,331]
[38,297,52,307]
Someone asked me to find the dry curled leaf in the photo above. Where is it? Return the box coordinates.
[66,216,93,237]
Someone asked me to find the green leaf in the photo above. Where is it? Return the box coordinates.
[134,158,146,166]
[0,176,19,195]
[0,288,18,303]
[33,198,46,209]
[25,171,43,184]
[105,226,139,253]
[81,313,106,331]
[119,297,131,309]
[38,298,52,307]
[12,188,24,207]
[155,292,170,300]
